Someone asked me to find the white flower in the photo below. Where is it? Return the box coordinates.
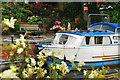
[78,61,84,67]
[17,48,24,54]
[2,17,16,28]
[0,69,19,78]
[9,17,17,28]
[27,68,33,75]
[56,64,60,69]
[27,64,31,67]
[21,42,26,48]
[83,70,87,75]
[30,58,36,66]
[46,76,50,78]
[22,70,28,78]
[37,52,46,60]
[16,39,21,45]
[15,35,26,48]
[89,73,94,78]
[20,34,25,39]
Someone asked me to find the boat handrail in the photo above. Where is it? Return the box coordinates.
[74,29,111,33]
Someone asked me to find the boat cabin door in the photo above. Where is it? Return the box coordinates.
[54,33,79,60]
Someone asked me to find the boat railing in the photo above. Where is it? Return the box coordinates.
[74,29,112,33]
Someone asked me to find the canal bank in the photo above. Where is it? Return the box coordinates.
[2,32,55,44]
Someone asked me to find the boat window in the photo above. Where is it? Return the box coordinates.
[94,36,103,44]
[101,25,115,32]
[81,36,90,45]
[89,24,115,32]
[82,36,103,45]
[89,37,95,45]
[113,36,120,40]
[53,34,62,44]
[116,28,120,33]
[59,34,68,44]
[89,25,102,30]
[65,36,77,45]
[103,36,111,44]
[86,37,91,44]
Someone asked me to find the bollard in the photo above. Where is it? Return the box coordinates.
[11,35,14,44]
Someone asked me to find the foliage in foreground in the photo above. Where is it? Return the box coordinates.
[0,34,84,79]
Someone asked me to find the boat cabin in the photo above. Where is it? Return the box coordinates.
[88,22,120,33]
[53,30,118,47]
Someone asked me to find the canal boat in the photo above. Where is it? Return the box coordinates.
[35,22,120,69]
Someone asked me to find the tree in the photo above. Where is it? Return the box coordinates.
[98,2,120,23]
[63,2,83,18]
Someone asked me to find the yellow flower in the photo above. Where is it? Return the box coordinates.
[60,27,65,30]
[27,68,33,75]
[59,61,70,76]
[97,74,105,78]
[25,58,30,63]
[10,51,14,56]
[10,65,18,71]
[37,61,44,67]
[9,43,17,49]
[76,68,81,71]
[17,48,24,54]
[36,68,47,78]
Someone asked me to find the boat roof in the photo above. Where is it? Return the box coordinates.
[57,30,115,36]
[88,22,120,28]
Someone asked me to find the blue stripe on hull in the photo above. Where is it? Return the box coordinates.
[46,56,120,69]
[80,44,120,47]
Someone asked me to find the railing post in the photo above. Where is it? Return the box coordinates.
[11,35,14,44]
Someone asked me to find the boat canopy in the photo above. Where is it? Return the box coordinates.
[57,30,115,36]
[88,22,120,33]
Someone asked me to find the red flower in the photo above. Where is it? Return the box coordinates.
[36,2,40,4]
[45,4,48,6]
[54,21,61,24]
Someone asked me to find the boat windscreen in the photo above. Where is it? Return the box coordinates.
[59,34,68,44]
[116,28,120,33]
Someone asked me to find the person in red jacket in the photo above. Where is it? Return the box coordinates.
[50,21,64,33]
